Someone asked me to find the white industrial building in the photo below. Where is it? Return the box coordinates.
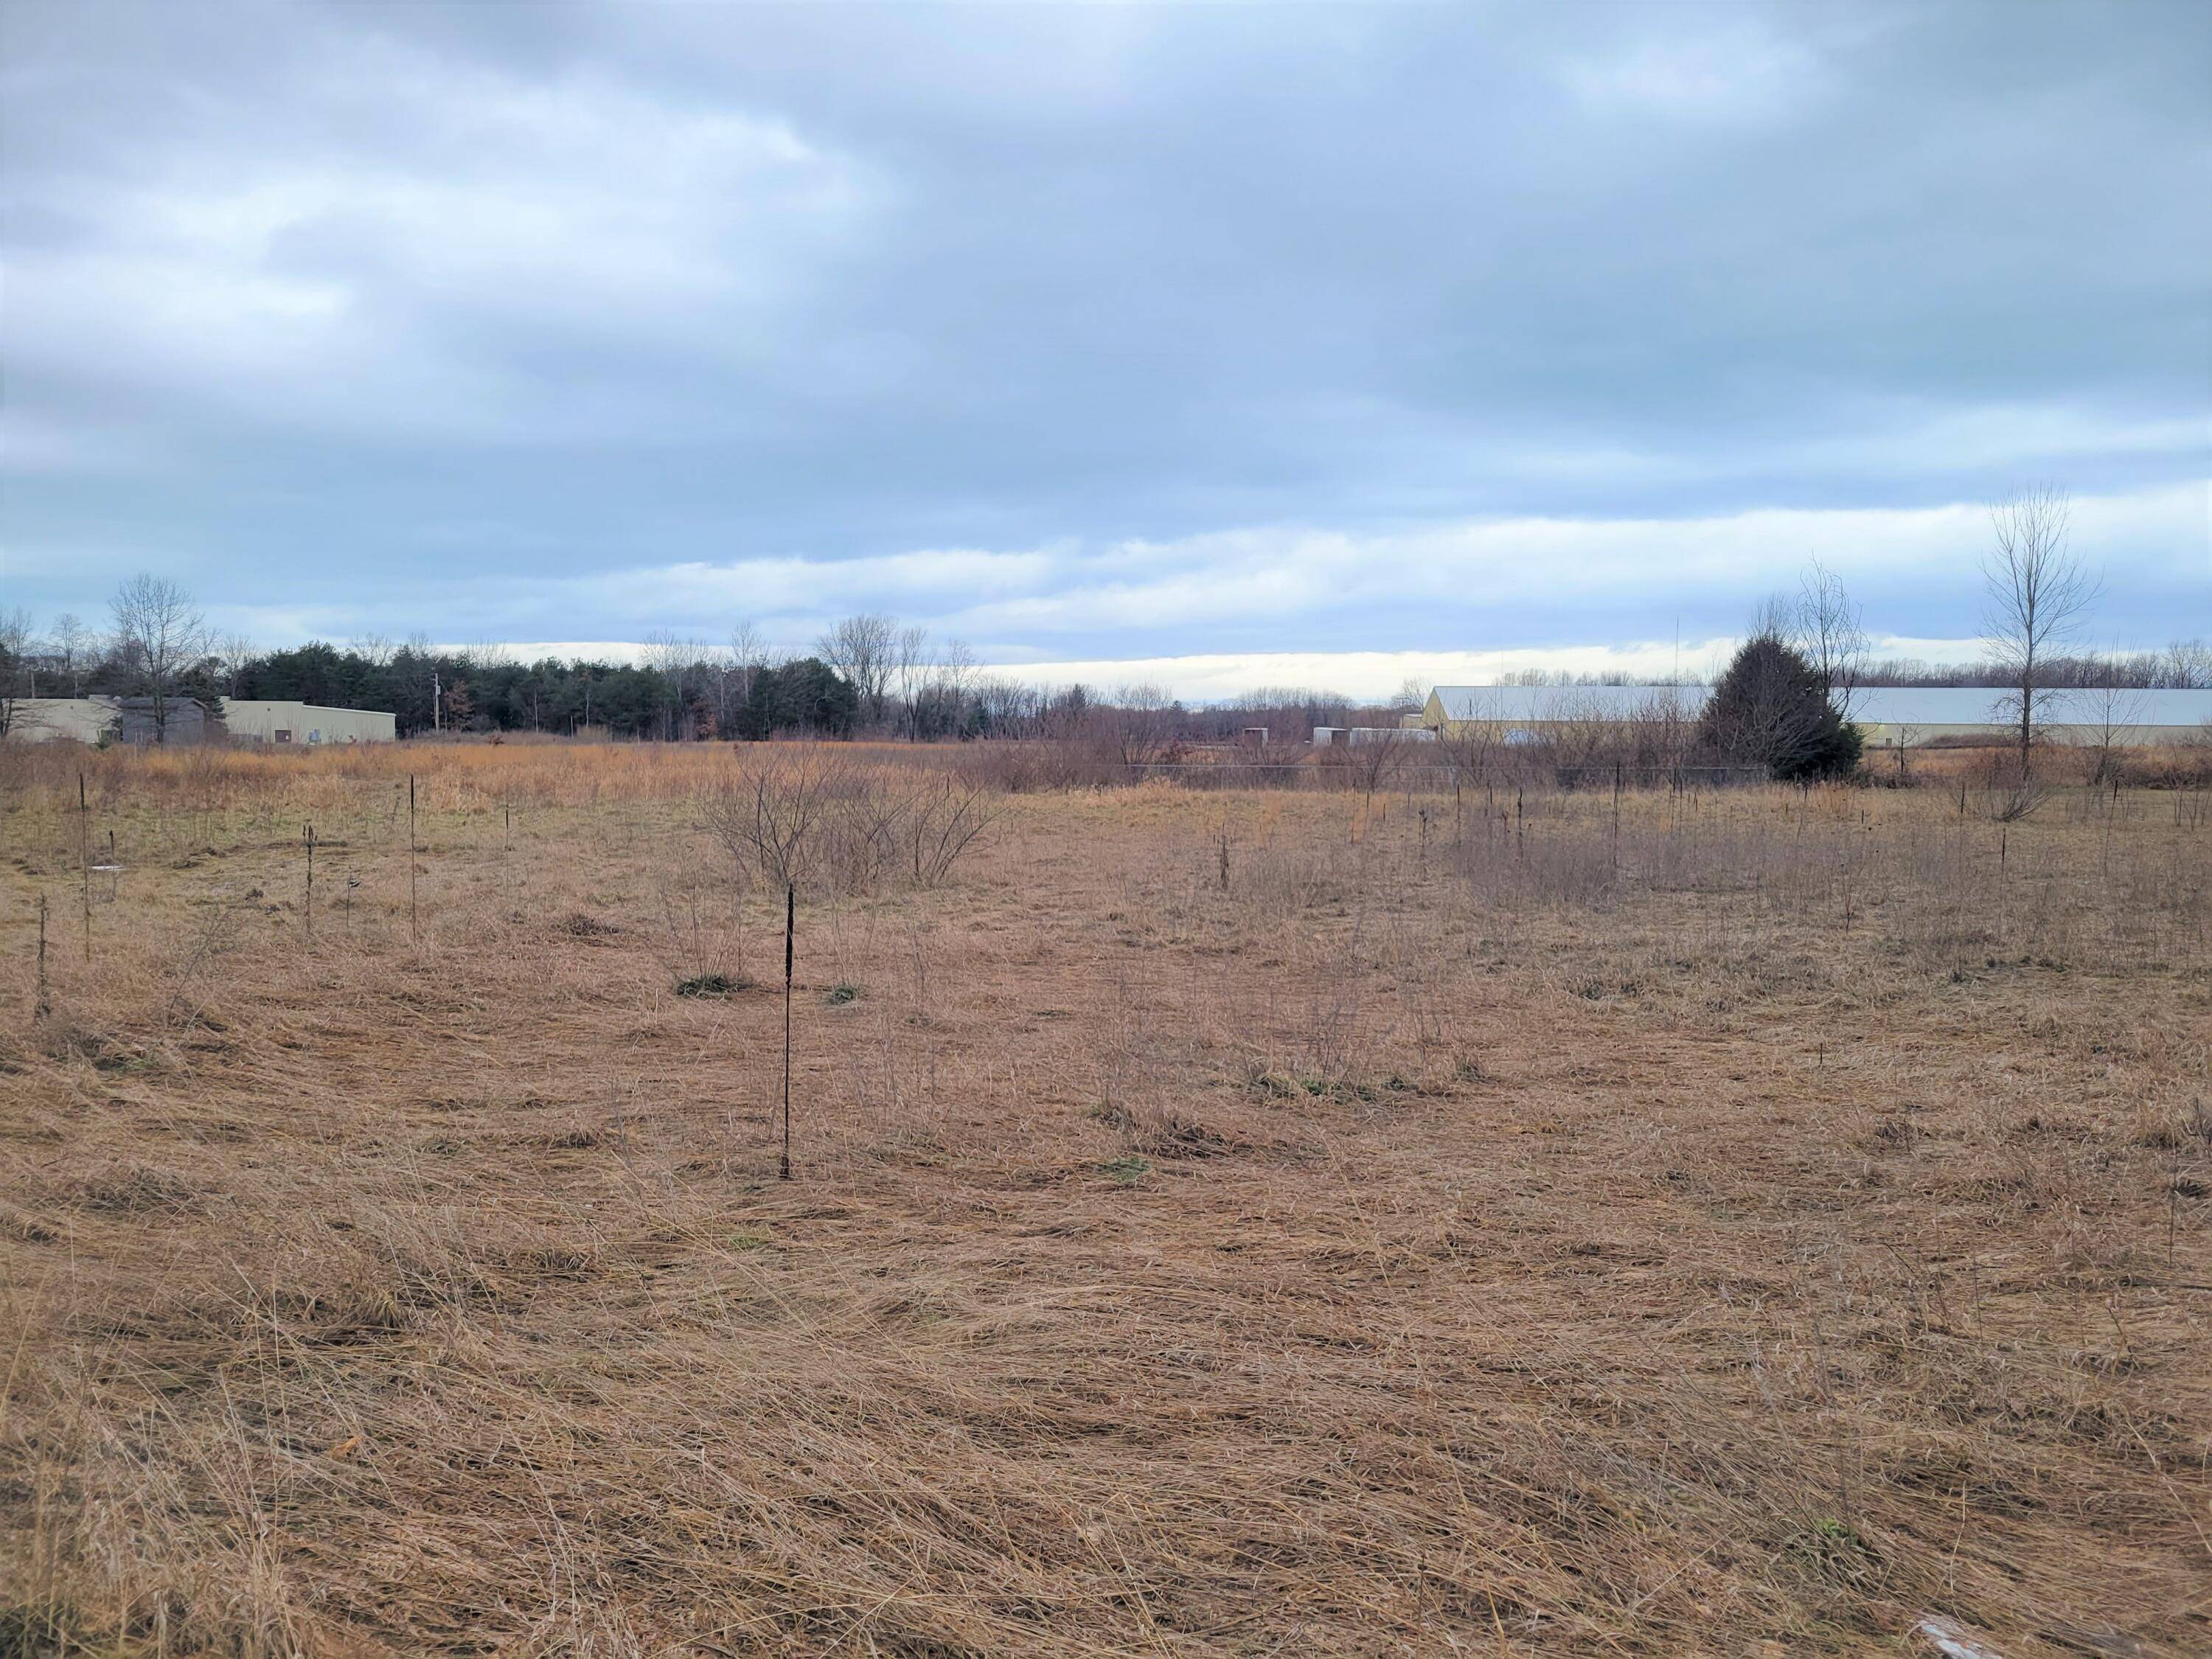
[1418,686,2212,748]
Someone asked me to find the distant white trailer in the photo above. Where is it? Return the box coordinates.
[1346,726,1436,745]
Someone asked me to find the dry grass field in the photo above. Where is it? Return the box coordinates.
[2,742,2208,1656]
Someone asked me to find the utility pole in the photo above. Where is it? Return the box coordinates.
[432,668,442,733]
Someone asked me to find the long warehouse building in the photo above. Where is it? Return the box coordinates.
[1419,686,2212,747]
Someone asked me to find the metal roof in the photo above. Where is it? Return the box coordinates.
[1428,685,2212,728]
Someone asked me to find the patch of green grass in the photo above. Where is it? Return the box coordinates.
[1791,1517,1879,1581]
[1248,1068,1408,1104]
[824,983,861,1006]
[1100,1154,1151,1185]
[668,973,748,1000]
[727,1231,771,1251]
[675,973,745,998]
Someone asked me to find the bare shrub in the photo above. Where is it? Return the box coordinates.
[1966,751,2052,822]
[904,772,996,887]
[702,751,855,891]
[703,751,995,894]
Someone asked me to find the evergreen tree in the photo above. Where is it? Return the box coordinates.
[1700,633,1862,780]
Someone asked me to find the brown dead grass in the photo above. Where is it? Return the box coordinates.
[1,745,2208,1655]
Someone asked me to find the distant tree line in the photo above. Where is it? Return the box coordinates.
[0,585,1380,743]
[229,640,869,741]
[2,520,2201,751]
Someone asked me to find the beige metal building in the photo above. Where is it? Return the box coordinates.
[219,700,397,744]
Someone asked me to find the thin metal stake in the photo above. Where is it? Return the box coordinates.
[305,822,316,946]
[36,893,51,1020]
[408,776,419,942]
[79,773,91,961]
[1613,761,1622,877]
[781,883,795,1181]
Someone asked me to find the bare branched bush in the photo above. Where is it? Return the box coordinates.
[904,772,996,887]
[702,753,996,894]
[702,752,847,890]
[1966,751,2053,822]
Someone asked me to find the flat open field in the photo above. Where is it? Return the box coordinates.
[3,743,2208,1656]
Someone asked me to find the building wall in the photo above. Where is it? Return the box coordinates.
[1429,714,2202,748]
[220,700,397,744]
[3,698,120,743]
[4,698,219,744]
[10,698,399,745]
[115,699,216,745]
[1422,686,2212,748]
[1858,722,2202,748]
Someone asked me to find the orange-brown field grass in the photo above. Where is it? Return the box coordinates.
[2,742,2208,1656]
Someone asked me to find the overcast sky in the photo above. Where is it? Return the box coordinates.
[4,0,2207,697]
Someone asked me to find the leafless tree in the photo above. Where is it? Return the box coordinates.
[1792,560,1869,720]
[2079,655,2149,786]
[693,622,769,737]
[1102,683,1178,769]
[891,623,929,738]
[1983,485,2099,778]
[2163,638,2211,690]
[974,675,1039,737]
[49,612,95,696]
[640,630,694,739]
[911,637,979,740]
[108,574,212,744]
[729,620,766,703]
[932,636,974,698]
[0,608,35,699]
[1390,676,1429,716]
[348,632,397,668]
[0,608,36,737]
[818,613,898,728]
[216,632,257,693]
